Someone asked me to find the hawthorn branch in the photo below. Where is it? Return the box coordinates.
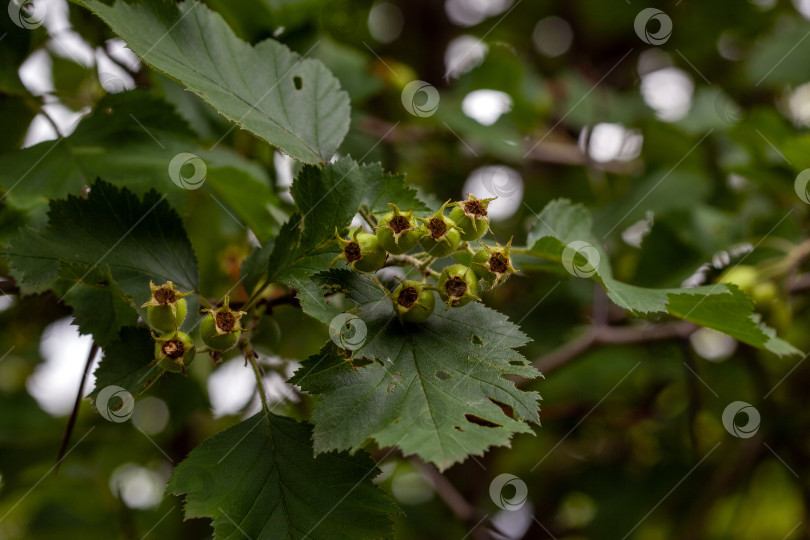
[56,343,99,471]
[412,460,501,540]
[357,115,637,173]
[530,321,697,377]
[0,279,19,295]
[385,254,441,277]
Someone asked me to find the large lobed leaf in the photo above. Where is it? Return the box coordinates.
[526,199,801,357]
[80,0,350,164]
[5,180,199,344]
[167,412,399,540]
[290,269,542,471]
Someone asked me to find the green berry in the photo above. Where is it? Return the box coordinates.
[376,203,423,255]
[154,330,196,374]
[334,228,387,272]
[471,237,518,289]
[141,281,191,332]
[449,194,494,241]
[418,200,462,258]
[201,296,246,351]
[437,264,480,308]
[392,280,435,323]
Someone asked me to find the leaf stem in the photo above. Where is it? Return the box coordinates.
[358,206,378,228]
[248,353,271,425]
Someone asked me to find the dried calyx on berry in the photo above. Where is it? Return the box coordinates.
[141,280,191,332]
[449,194,494,241]
[376,203,423,255]
[201,296,246,352]
[418,200,462,258]
[391,280,435,323]
[471,237,518,289]
[154,330,196,374]
[333,227,387,272]
[437,264,480,308]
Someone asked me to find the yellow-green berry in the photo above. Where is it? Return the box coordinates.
[141,280,191,332]
[201,297,246,352]
[154,330,196,374]
[392,280,435,323]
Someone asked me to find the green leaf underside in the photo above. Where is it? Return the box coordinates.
[89,326,163,401]
[80,0,350,164]
[527,199,801,357]
[265,158,427,322]
[290,269,541,471]
[167,413,399,540]
[6,180,199,343]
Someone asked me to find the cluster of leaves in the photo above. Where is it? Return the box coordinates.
[1,0,808,538]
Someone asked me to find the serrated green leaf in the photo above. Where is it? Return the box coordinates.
[526,199,801,357]
[5,180,199,338]
[167,413,399,540]
[290,269,541,471]
[267,157,427,321]
[88,326,163,402]
[59,265,138,346]
[666,285,801,356]
[79,0,350,164]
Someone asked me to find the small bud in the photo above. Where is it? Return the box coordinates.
[376,203,423,254]
[418,200,462,258]
[333,228,387,272]
[200,296,247,351]
[141,281,191,332]
[471,237,518,289]
[437,264,480,308]
[153,330,196,374]
[448,194,494,241]
[391,280,436,323]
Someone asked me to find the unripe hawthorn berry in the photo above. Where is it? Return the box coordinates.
[376,203,423,255]
[437,264,480,308]
[200,296,246,351]
[448,194,494,241]
[471,237,518,289]
[154,330,196,374]
[392,280,435,323]
[141,281,191,332]
[418,201,462,258]
[333,228,387,272]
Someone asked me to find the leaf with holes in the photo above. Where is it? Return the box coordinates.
[525,199,801,357]
[167,412,399,540]
[79,0,350,164]
[290,269,541,471]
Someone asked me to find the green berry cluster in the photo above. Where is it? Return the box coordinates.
[143,281,246,375]
[142,281,197,374]
[333,194,518,324]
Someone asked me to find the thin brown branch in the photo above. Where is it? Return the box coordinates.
[531,321,697,377]
[412,460,501,540]
[56,343,99,471]
[357,115,638,173]
[0,279,19,295]
[413,460,477,521]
